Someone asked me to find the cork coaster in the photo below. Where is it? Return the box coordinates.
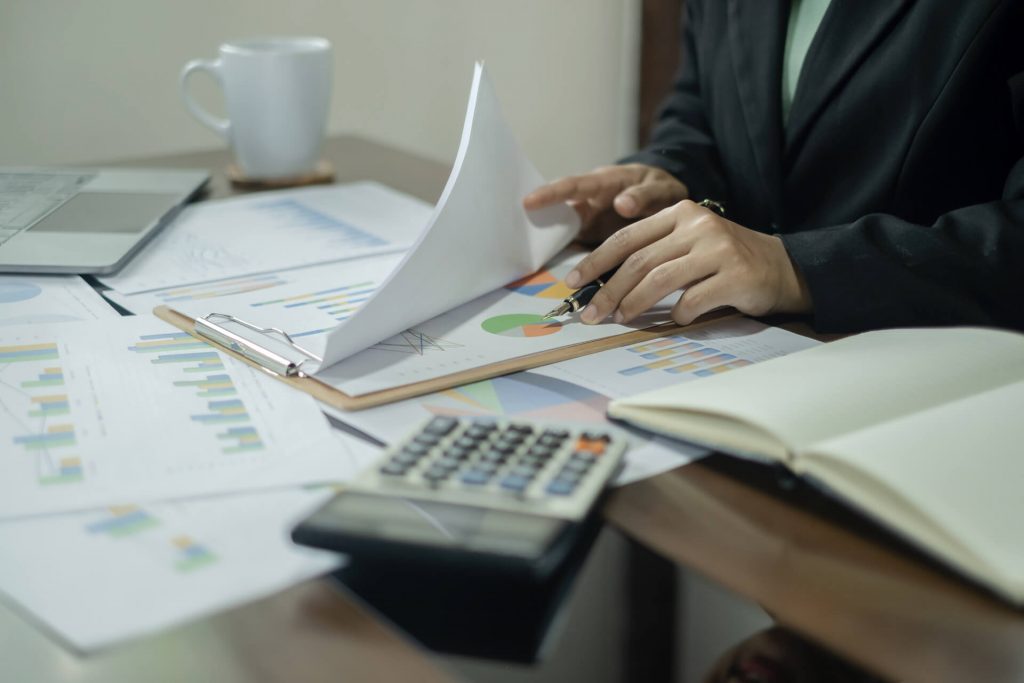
[226,160,335,190]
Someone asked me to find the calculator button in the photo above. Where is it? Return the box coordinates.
[435,458,461,471]
[492,442,518,455]
[508,423,533,434]
[574,438,606,455]
[380,463,408,477]
[538,434,564,448]
[554,470,583,484]
[481,449,510,463]
[570,451,598,464]
[546,480,575,496]
[498,433,525,446]
[454,436,479,450]
[460,470,491,485]
[423,466,452,482]
[465,427,492,440]
[582,431,611,442]
[392,451,421,467]
[527,445,555,458]
[562,459,591,475]
[474,462,500,475]
[509,465,539,479]
[542,428,570,439]
[414,433,442,446]
[403,442,430,456]
[500,475,530,492]
[444,446,472,461]
[425,417,458,436]
[471,419,498,431]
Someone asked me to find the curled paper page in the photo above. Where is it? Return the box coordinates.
[318,62,577,368]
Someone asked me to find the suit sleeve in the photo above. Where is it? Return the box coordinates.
[780,156,1024,333]
[619,0,729,203]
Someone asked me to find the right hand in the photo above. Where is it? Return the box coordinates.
[523,163,689,246]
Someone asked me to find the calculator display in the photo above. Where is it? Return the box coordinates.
[307,491,566,560]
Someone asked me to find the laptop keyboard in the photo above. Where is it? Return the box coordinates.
[0,171,95,246]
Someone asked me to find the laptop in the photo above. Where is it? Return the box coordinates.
[0,167,209,274]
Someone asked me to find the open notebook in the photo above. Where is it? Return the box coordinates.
[608,327,1024,604]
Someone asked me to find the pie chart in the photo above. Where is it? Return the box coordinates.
[481,313,562,338]
[504,265,575,299]
[424,372,609,422]
[0,281,42,304]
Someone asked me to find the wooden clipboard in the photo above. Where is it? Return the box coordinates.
[154,305,735,411]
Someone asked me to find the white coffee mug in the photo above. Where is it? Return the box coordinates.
[180,36,332,179]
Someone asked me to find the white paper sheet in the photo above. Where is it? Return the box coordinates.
[0,485,350,652]
[0,275,116,325]
[99,182,430,295]
[317,63,578,367]
[315,249,676,396]
[105,254,404,359]
[323,318,820,485]
[0,316,350,520]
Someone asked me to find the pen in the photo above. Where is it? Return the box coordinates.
[542,199,726,320]
[542,266,619,319]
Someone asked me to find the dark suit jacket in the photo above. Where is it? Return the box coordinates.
[624,0,1024,332]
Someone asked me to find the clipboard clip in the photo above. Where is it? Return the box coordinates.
[194,313,323,378]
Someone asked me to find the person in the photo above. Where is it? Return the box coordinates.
[523,0,1024,333]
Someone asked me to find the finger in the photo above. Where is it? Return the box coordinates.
[670,274,734,326]
[614,252,718,323]
[613,179,688,218]
[566,204,684,288]
[523,170,627,210]
[579,237,689,323]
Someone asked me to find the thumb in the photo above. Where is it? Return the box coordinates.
[614,180,689,218]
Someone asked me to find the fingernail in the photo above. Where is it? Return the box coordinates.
[580,306,600,324]
[616,194,638,216]
[565,270,582,288]
[612,310,624,324]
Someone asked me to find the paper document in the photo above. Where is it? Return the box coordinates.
[0,485,349,651]
[315,63,578,368]
[0,316,349,520]
[0,275,116,325]
[316,249,677,396]
[99,182,430,295]
[324,318,820,485]
[106,254,403,358]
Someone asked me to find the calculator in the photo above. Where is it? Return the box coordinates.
[292,416,627,577]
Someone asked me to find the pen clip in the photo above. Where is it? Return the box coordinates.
[194,313,323,378]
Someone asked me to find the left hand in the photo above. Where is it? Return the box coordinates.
[565,200,813,325]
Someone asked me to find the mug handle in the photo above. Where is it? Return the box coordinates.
[179,58,230,138]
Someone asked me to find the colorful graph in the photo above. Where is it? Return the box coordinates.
[172,535,217,572]
[619,334,750,378]
[154,273,288,303]
[28,394,70,417]
[13,424,76,450]
[424,372,609,422]
[39,456,84,486]
[371,329,464,355]
[0,342,59,364]
[0,281,42,303]
[505,265,575,299]
[481,314,562,338]
[256,198,387,248]
[130,333,264,455]
[21,367,64,388]
[86,506,160,538]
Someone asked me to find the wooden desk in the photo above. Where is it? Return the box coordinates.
[605,460,1024,683]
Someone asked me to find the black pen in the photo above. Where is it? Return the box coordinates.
[542,266,619,319]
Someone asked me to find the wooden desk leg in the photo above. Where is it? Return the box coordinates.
[625,537,677,683]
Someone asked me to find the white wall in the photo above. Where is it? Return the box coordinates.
[0,0,639,180]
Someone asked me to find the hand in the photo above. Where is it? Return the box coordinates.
[565,200,812,325]
[523,164,689,245]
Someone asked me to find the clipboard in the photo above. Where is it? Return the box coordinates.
[154,304,735,411]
